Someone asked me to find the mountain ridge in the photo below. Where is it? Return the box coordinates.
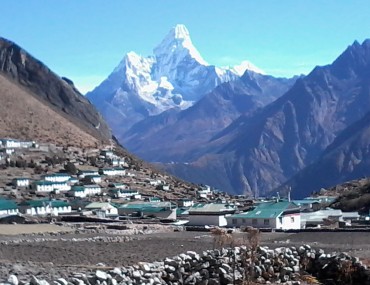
[160,39,370,197]
[86,24,263,133]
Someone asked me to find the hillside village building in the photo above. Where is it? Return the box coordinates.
[0,139,35,149]
[85,175,102,184]
[78,170,99,178]
[227,201,301,230]
[19,200,71,216]
[178,198,194,207]
[187,203,236,227]
[0,199,19,215]
[12,178,30,188]
[99,168,126,176]
[84,202,118,217]
[68,185,101,198]
[32,181,71,192]
[118,201,177,220]
[43,173,71,183]
[197,185,212,198]
[300,209,357,227]
[109,189,141,199]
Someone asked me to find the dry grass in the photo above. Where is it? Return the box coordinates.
[0,74,100,148]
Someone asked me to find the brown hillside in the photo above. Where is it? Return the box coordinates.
[0,74,100,148]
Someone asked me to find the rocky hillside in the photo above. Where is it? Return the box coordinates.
[0,37,111,147]
[162,39,370,197]
[122,71,296,162]
[279,110,370,198]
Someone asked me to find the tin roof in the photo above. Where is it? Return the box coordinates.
[188,203,236,214]
[230,201,298,219]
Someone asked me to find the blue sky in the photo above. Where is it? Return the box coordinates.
[0,1,369,93]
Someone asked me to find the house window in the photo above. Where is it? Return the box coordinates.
[252,219,257,225]
[232,219,237,225]
[242,218,246,224]
[279,217,283,224]
[264,219,270,226]
[291,217,295,223]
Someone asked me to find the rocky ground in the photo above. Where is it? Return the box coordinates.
[0,224,369,283]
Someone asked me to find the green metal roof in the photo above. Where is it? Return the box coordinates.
[71,186,85,192]
[230,201,297,219]
[0,199,18,211]
[34,181,67,185]
[19,199,70,208]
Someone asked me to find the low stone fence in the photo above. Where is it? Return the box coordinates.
[2,245,369,285]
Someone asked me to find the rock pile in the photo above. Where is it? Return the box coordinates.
[1,245,369,285]
[0,235,134,245]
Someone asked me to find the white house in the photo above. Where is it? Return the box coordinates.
[19,200,72,216]
[197,185,213,198]
[107,158,126,167]
[33,181,71,192]
[99,168,126,176]
[146,179,163,186]
[78,170,99,178]
[12,178,30,187]
[109,189,141,199]
[84,202,118,217]
[187,203,237,227]
[0,199,19,215]
[226,201,301,230]
[1,139,21,148]
[178,198,194,207]
[100,150,114,158]
[68,185,101,198]
[43,173,71,183]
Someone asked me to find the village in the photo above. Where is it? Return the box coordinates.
[0,138,368,231]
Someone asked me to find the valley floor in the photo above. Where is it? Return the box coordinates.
[0,224,369,282]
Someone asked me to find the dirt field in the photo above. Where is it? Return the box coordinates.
[0,227,369,282]
[0,224,73,235]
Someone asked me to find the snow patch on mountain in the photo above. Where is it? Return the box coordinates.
[230,61,265,76]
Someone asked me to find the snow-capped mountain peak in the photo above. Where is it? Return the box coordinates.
[230,60,265,76]
[87,24,262,131]
[153,24,208,66]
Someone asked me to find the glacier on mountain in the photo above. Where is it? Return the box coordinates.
[87,24,263,128]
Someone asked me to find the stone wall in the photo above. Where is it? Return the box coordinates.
[2,245,369,285]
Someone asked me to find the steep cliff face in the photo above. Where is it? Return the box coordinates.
[0,37,112,143]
